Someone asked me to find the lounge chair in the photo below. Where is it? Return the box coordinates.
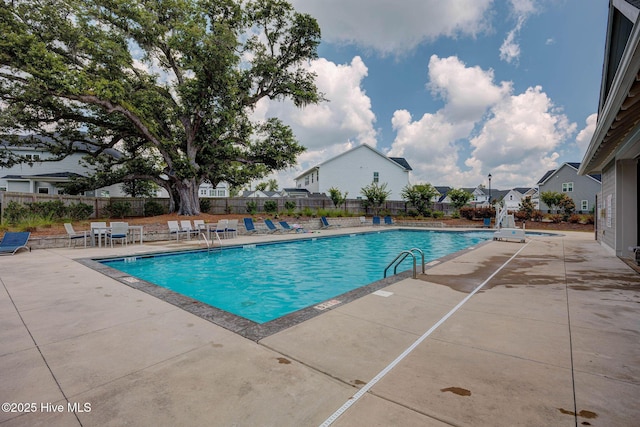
[225,219,238,238]
[180,220,199,239]
[320,216,338,228]
[384,216,394,225]
[0,232,31,255]
[167,220,185,240]
[279,221,304,233]
[108,222,129,247]
[264,219,280,233]
[64,223,89,248]
[213,219,228,239]
[243,217,259,234]
[372,216,381,226]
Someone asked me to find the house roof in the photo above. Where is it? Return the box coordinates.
[2,172,84,180]
[294,144,411,180]
[579,0,640,175]
[1,134,123,159]
[537,162,602,185]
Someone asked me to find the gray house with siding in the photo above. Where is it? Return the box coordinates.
[579,0,640,260]
[537,162,601,213]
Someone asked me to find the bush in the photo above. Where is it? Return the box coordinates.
[546,214,563,223]
[568,214,582,224]
[67,202,94,221]
[199,198,212,213]
[103,201,131,218]
[583,214,595,224]
[246,200,257,215]
[27,200,67,219]
[531,210,543,221]
[432,211,444,219]
[4,201,29,225]
[300,207,314,217]
[144,199,165,217]
[263,200,278,214]
[284,200,296,214]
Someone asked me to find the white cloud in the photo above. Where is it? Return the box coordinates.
[500,0,540,64]
[290,0,493,55]
[252,56,377,188]
[467,86,576,187]
[575,113,597,155]
[388,57,576,189]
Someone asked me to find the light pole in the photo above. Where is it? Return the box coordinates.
[488,173,492,207]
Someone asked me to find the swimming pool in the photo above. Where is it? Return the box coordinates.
[102,230,490,324]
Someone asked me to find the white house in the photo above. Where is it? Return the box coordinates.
[294,144,412,199]
[579,0,640,260]
[1,138,230,198]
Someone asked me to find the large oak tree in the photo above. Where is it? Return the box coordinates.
[0,0,322,214]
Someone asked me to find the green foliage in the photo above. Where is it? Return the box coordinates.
[401,183,437,216]
[144,200,165,217]
[27,201,67,219]
[518,196,536,220]
[432,211,444,219]
[4,201,30,225]
[447,188,473,211]
[199,199,212,214]
[103,201,131,219]
[263,200,278,214]
[67,202,94,221]
[121,179,158,198]
[558,194,576,220]
[300,207,314,217]
[246,200,257,215]
[16,213,55,232]
[360,182,391,215]
[540,191,564,213]
[1,0,322,215]
[328,187,348,209]
[284,200,296,214]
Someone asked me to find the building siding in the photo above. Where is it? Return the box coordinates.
[538,164,600,213]
[601,161,616,251]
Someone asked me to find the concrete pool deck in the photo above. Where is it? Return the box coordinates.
[0,228,638,426]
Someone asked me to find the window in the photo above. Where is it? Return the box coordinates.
[100,190,110,197]
[581,200,588,211]
[217,189,226,197]
[0,186,6,191]
[37,187,49,194]
[311,174,314,183]
[305,176,309,185]
[373,172,379,183]
[562,182,573,192]
[199,188,207,196]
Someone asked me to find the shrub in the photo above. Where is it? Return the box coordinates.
[27,200,67,219]
[17,213,55,232]
[246,200,257,215]
[459,206,475,220]
[568,214,581,224]
[67,202,94,220]
[284,200,296,214]
[199,198,212,213]
[103,201,131,218]
[432,211,444,219]
[531,210,544,221]
[583,214,595,224]
[4,201,29,225]
[546,214,563,223]
[406,209,420,217]
[300,207,314,217]
[144,199,165,217]
[263,200,278,214]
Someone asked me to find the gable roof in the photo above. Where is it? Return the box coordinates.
[537,162,602,185]
[2,172,85,180]
[295,144,411,180]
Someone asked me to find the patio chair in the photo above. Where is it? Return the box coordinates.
[372,216,381,226]
[108,222,129,247]
[279,221,305,233]
[211,219,228,239]
[64,223,89,248]
[193,220,206,233]
[167,220,185,240]
[264,219,281,233]
[359,216,366,225]
[384,216,394,225]
[180,220,199,239]
[243,217,259,234]
[0,232,31,255]
[225,219,238,239]
[320,216,337,228]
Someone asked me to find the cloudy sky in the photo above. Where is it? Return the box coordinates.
[253,0,608,191]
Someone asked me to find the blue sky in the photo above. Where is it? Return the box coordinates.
[254,0,609,191]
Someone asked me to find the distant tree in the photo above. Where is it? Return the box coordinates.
[328,187,348,209]
[401,183,438,217]
[558,194,576,220]
[255,182,269,191]
[360,182,391,216]
[121,179,159,198]
[267,179,279,191]
[518,196,536,221]
[448,188,473,212]
[540,191,564,213]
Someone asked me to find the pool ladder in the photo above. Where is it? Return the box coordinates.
[200,231,222,252]
[384,248,425,279]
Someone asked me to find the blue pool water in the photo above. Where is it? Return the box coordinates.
[103,230,490,323]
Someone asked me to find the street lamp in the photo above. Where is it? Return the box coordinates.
[488,173,492,207]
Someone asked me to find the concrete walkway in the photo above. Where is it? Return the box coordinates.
[0,230,638,426]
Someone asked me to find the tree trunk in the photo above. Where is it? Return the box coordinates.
[175,178,201,216]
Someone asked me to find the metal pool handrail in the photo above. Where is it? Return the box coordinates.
[383,248,425,279]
